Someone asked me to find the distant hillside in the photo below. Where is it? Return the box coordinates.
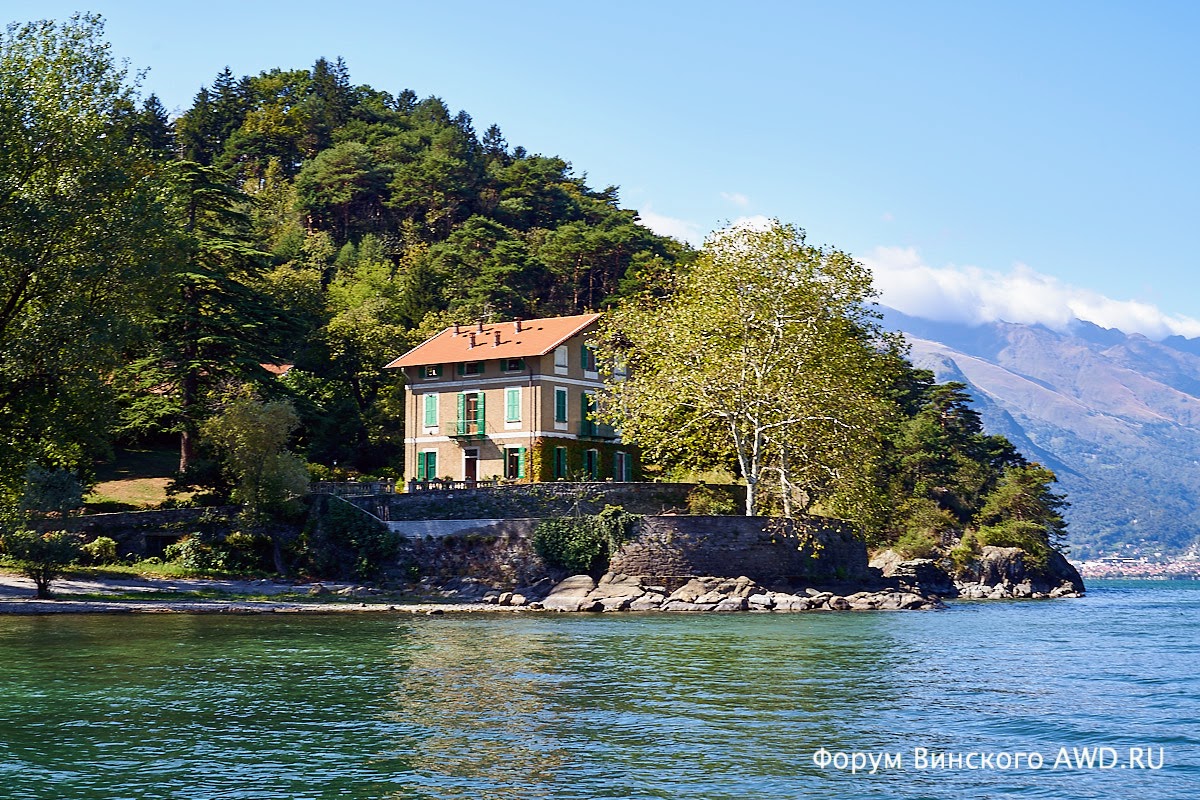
[883,309,1200,558]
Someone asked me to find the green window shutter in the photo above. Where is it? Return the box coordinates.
[456,362,464,376]
[613,453,620,481]
[625,454,633,482]
[505,388,520,422]
[456,393,466,435]
[416,452,427,480]
[476,391,486,431]
[581,392,595,436]
[554,447,566,478]
[555,388,567,423]
[517,447,527,479]
[424,394,437,427]
[427,451,437,479]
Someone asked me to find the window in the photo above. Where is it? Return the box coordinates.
[502,358,525,372]
[554,447,568,479]
[614,451,633,482]
[457,391,485,435]
[554,387,568,423]
[416,450,437,480]
[505,447,527,479]
[554,345,568,373]
[505,387,521,423]
[423,364,442,379]
[584,449,599,479]
[423,393,438,427]
[459,361,483,376]
[580,392,597,436]
[581,344,597,374]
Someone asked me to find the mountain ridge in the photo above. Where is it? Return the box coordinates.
[882,308,1200,558]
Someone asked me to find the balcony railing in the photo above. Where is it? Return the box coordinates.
[579,420,618,440]
[406,478,501,492]
[309,480,397,497]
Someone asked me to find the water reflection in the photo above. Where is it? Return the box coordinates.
[386,617,570,798]
[383,614,903,799]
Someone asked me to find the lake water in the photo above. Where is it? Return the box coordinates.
[0,580,1196,799]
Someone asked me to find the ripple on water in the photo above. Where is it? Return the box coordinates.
[0,582,1196,799]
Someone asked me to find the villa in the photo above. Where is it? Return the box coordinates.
[385,313,637,487]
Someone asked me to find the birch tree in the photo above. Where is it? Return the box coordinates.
[597,221,897,518]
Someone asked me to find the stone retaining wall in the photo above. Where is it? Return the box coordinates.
[609,515,869,588]
[40,507,239,558]
[404,513,867,591]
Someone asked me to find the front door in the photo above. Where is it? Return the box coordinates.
[464,448,479,484]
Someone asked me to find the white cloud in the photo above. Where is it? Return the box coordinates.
[862,245,1200,340]
[729,214,775,232]
[721,191,751,208]
[637,208,705,246]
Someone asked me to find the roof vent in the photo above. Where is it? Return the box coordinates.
[514,319,523,333]
[453,324,461,336]
[468,333,476,348]
[493,330,501,347]
[477,320,484,332]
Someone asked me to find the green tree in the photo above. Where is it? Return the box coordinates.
[202,392,310,572]
[977,464,1069,556]
[18,464,85,521]
[598,221,896,518]
[120,161,287,474]
[0,529,82,599]
[0,14,168,500]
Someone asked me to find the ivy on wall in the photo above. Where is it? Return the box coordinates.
[528,437,641,482]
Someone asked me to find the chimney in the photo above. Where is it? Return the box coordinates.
[453,324,461,336]
[476,320,484,333]
[468,333,476,348]
[493,330,501,347]
[514,319,523,333]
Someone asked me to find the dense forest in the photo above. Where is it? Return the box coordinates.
[0,15,1068,562]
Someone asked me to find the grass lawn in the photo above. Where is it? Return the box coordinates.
[85,447,186,512]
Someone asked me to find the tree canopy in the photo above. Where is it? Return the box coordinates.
[597,221,899,517]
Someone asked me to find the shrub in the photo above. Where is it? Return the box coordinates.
[297,498,403,580]
[0,529,82,598]
[533,505,640,574]
[81,536,120,565]
[949,530,982,573]
[685,485,738,515]
[977,520,1051,568]
[892,529,941,559]
[165,535,228,572]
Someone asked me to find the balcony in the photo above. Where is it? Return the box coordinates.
[578,420,618,441]
[450,418,491,439]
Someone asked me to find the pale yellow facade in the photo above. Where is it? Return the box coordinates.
[397,327,631,485]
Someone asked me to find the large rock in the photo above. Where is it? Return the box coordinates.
[871,550,958,596]
[542,575,600,612]
[956,546,1085,598]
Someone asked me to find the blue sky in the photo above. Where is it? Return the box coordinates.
[9,1,1200,337]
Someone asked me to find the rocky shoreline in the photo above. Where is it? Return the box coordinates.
[0,539,1083,615]
[482,573,945,612]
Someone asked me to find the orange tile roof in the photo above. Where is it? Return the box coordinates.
[385,313,602,369]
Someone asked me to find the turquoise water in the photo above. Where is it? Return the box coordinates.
[0,581,1196,799]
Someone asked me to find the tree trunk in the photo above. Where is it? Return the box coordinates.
[179,428,195,475]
